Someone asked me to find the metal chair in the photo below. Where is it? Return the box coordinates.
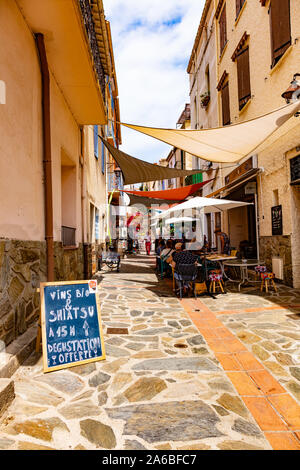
[174,263,198,299]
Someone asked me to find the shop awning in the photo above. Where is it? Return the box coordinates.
[206,168,261,198]
[123,179,214,201]
[101,138,204,185]
[120,101,300,164]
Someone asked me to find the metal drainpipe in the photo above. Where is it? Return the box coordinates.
[35,33,54,282]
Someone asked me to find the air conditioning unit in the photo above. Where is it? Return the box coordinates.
[272,257,284,280]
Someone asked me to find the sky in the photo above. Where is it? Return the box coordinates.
[104,0,205,164]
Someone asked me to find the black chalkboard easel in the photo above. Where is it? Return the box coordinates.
[38,280,105,373]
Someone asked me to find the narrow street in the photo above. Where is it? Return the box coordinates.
[0,253,300,450]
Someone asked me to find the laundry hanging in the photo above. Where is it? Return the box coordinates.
[122,179,214,201]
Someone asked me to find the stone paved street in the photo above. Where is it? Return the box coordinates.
[0,254,300,450]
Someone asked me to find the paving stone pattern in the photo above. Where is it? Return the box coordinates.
[0,254,300,450]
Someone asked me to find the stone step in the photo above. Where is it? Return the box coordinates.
[0,379,15,418]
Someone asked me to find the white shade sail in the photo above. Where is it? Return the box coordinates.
[153,196,252,219]
[122,101,300,163]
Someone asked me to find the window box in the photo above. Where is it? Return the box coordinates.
[200,92,210,109]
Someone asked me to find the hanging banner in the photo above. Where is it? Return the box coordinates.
[40,280,105,373]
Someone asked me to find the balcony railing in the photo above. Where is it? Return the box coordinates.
[78,0,106,100]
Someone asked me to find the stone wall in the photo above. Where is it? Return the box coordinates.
[259,235,293,287]
[0,239,88,347]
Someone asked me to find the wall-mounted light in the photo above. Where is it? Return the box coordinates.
[0,80,6,104]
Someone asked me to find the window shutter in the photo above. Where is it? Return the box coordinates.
[94,125,98,159]
[219,4,227,54]
[270,0,291,67]
[236,47,251,110]
[221,82,231,125]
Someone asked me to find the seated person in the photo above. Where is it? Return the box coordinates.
[170,243,198,295]
[214,228,230,255]
[159,239,174,277]
[185,237,203,254]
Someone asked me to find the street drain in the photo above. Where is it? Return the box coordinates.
[106,328,129,335]
[174,343,188,349]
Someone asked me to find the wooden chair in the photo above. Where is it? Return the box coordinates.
[174,264,198,299]
[260,272,277,293]
[255,265,267,280]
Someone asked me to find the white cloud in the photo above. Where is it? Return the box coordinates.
[104,0,205,163]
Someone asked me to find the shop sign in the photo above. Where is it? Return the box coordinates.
[290,154,300,184]
[271,205,283,236]
[245,182,257,194]
[39,280,105,373]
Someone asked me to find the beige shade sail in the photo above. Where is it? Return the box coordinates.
[101,138,204,185]
[121,101,300,164]
[152,196,252,219]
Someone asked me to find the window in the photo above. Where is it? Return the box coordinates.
[269,0,291,68]
[236,47,251,110]
[94,125,98,159]
[221,81,231,125]
[219,4,227,55]
[61,150,76,247]
[236,0,246,18]
[205,65,210,94]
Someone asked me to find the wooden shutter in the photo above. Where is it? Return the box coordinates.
[219,4,227,54]
[236,0,245,17]
[101,140,105,174]
[221,82,230,126]
[270,0,291,66]
[236,47,251,110]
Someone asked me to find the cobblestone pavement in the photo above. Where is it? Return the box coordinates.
[0,254,300,450]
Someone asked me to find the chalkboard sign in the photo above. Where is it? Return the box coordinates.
[40,280,105,373]
[290,154,300,184]
[271,205,282,236]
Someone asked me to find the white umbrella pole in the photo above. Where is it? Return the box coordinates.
[255,193,260,261]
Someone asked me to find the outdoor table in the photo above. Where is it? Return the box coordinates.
[222,259,265,291]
